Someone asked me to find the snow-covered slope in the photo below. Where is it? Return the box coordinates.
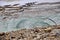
[0,0,60,6]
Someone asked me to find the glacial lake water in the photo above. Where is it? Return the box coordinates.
[0,14,60,32]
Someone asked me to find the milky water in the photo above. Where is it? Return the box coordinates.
[0,17,57,32]
[0,14,60,32]
[0,0,60,32]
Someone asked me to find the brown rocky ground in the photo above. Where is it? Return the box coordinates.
[0,25,60,40]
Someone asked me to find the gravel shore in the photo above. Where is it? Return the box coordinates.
[0,25,60,40]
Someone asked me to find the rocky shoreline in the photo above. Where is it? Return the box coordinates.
[0,2,60,40]
[0,25,60,40]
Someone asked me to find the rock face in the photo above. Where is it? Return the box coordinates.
[0,2,60,32]
[0,0,20,2]
[0,25,60,40]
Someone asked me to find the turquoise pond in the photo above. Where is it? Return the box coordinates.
[0,14,60,32]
